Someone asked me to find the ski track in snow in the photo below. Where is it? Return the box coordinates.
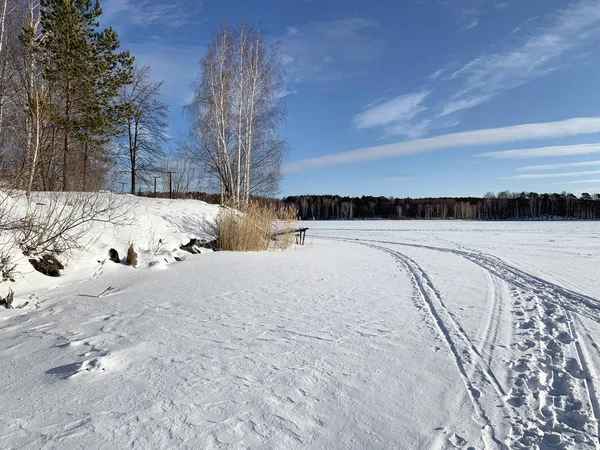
[316,234,600,449]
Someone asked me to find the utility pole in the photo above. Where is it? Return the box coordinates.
[165,171,175,199]
[153,176,160,198]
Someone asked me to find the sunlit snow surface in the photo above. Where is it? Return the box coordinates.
[2,212,600,449]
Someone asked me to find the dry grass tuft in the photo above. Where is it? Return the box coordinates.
[217,203,299,252]
[217,203,274,252]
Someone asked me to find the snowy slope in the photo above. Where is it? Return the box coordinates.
[1,193,221,300]
[1,212,600,449]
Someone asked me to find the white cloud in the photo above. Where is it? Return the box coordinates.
[439,95,494,117]
[101,0,204,29]
[354,91,430,129]
[429,68,446,80]
[479,143,600,159]
[287,26,299,36]
[276,89,298,99]
[517,160,600,171]
[460,17,480,32]
[508,170,600,180]
[441,0,600,115]
[555,179,600,184]
[281,18,384,83]
[284,117,600,173]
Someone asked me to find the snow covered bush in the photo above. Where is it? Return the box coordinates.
[16,192,133,256]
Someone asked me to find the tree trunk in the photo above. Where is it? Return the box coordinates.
[82,140,88,190]
[0,0,8,137]
[244,31,261,206]
[25,2,39,196]
[235,27,246,208]
[62,76,71,191]
[26,86,41,195]
[130,154,136,194]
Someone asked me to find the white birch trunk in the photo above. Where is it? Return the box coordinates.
[26,1,41,196]
[244,29,261,206]
[0,0,9,137]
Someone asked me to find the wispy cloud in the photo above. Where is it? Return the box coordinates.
[460,17,480,32]
[517,160,600,171]
[439,94,493,117]
[440,0,600,115]
[276,89,298,99]
[479,143,600,159]
[429,68,446,80]
[281,18,384,83]
[354,91,430,130]
[354,0,600,140]
[284,117,600,173]
[508,170,600,180]
[554,179,600,184]
[101,0,204,29]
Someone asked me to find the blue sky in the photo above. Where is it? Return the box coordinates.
[101,0,600,198]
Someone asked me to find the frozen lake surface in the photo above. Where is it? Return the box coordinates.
[2,214,600,449]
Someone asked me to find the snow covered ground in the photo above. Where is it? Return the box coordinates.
[1,207,600,449]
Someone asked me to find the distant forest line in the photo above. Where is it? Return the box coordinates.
[280,192,600,221]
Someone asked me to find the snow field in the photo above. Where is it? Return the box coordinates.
[311,221,600,448]
[2,205,600,449]
[1,241,477,449]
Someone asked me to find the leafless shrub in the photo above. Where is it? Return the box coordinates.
[145,225,165,255]
[0,251,16,282]
[16,192,134,257]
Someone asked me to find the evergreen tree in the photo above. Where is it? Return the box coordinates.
[39,0,133,191]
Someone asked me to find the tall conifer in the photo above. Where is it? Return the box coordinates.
[39,0,132,190]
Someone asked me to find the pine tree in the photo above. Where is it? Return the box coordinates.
[39,0,133,191]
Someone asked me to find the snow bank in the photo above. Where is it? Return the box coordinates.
[0,192,221,301]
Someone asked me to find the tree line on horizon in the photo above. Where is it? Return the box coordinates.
[282,192,600,220]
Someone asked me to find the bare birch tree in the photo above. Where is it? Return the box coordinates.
[187,22,286,208]
[118,64,168,194]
